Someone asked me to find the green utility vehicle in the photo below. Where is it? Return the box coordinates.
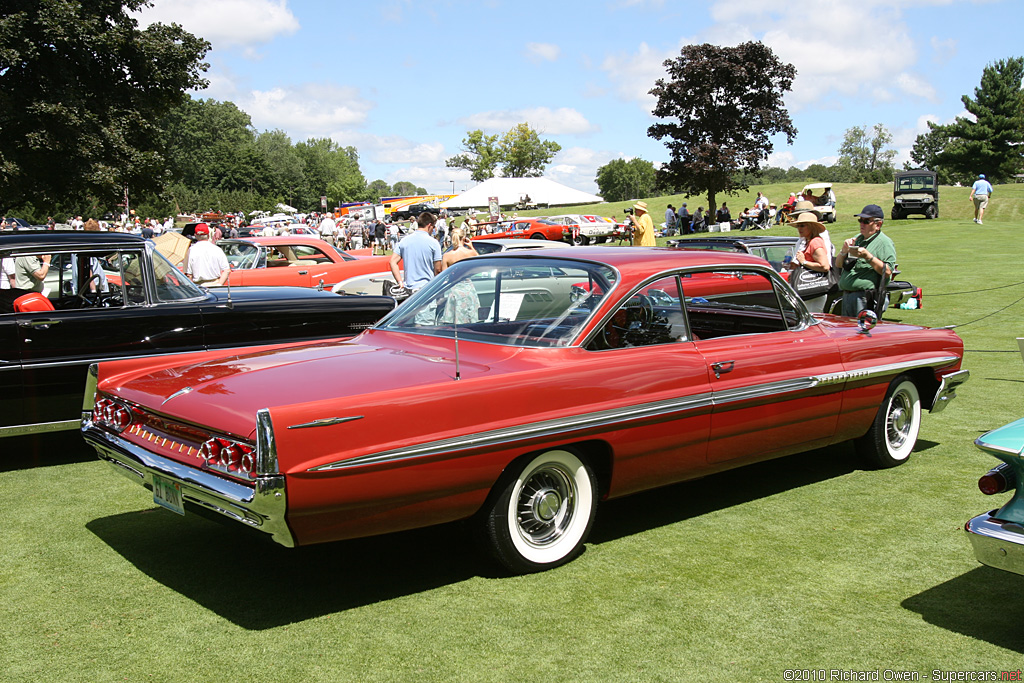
[892,169,939,219]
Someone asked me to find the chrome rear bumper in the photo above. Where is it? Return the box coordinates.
[930,369,969,413]
[83,421,295,547]
[965,511,1024,576]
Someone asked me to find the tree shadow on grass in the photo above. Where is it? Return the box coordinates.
[902,567,1024,653]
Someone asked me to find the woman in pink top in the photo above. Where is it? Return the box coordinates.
[788,212,833,312]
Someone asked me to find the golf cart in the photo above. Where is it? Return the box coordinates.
[799,183,836,223]
[891,169,939,220]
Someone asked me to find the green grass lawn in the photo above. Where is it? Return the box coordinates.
[4,184,1024,682]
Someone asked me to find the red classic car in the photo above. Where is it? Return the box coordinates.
[219,236,392,291]
[473,218,570,243]
[83,248,968,574]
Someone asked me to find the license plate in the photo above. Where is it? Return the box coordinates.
[152,473,185,515]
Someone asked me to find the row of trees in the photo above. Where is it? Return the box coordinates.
[0,2,437,222]
[595,122,901,202]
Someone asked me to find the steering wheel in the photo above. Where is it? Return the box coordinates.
[624,294,654,325]
[77,274,103,306]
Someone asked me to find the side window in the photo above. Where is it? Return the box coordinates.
[682,269,797,339]
[754,246,796,273]
[0,249,129,311]
[586,275,688,351]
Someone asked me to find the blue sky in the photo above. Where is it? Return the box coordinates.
[137,0,1021,196]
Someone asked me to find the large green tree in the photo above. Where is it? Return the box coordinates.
[931,57,1024,183]
[498,123,561,178]
[446,130,500,182]
[254,129,306,197]
[647,41,797,215]
[0,0,209,213]
[908,125,965,185]
[295,138,365,209]
[595,158,657,202]
[446,123,560,181]
[162,97,260,191]
[836,124,897,183]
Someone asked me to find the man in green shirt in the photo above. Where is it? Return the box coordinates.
[837,204,896,317]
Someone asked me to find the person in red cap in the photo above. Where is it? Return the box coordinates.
[185,223,229,286]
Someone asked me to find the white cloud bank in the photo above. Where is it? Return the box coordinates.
[134,0,299,48]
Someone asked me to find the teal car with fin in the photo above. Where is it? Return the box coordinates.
[966,418,1024,575]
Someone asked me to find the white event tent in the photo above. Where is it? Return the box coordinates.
[439,177,603,210]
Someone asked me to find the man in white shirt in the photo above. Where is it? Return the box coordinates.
[1,257,15,288]
[318,213,337,245]
[185,224,230,286]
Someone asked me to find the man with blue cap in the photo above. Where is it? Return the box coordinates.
[970,174,993,224]
[836,204,896,317]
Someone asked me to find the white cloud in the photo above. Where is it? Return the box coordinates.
[930,36,957,64]
[600,42,671,109]
[458,108,598,135]
[135,0,299,49]
[525,42,561,63]
[356,137,447,165]
[243,84,374,135]
[601,1,944,114]
[895,73,937,100]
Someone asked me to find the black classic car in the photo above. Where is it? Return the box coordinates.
[1,232,395,441]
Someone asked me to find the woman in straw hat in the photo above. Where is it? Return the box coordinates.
[788,212,833,312]
[631,201,656,247]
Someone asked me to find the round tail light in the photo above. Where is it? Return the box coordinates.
[979,464,1012,495]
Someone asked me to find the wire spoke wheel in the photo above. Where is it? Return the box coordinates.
[855,376,921,468]
[514,463,577,548]
[482,449,597,573]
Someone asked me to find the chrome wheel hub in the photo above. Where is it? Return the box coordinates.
[516,465,576,547]
[887,393,911,448]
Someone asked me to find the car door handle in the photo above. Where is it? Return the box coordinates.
[298,270,308,275]
[18,319,62,329]
[710,360,735,379]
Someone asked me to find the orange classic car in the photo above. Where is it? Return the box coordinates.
[472,217,570,243]
[83,248,968,574]
[219,235,392,292]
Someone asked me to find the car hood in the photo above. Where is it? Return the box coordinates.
[108,331,495,437]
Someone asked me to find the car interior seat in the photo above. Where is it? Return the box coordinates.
[13,292,55,312]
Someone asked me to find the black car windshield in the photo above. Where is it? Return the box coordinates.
[379,257,618,347]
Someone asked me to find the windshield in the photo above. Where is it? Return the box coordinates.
[222,241,263,269]
[897,175,936,192]
[379,257,618,347]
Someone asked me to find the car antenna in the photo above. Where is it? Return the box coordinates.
[453,318,461,381]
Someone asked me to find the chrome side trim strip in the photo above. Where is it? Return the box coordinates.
[309,390,717,471]
[20,349,206,371]
[308,354,961,473]
[287,416,364,430]
[83,421,294,547]
[0,419,80,438]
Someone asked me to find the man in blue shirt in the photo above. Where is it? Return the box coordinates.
[390,211,442,293]
[970,174,994,224]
